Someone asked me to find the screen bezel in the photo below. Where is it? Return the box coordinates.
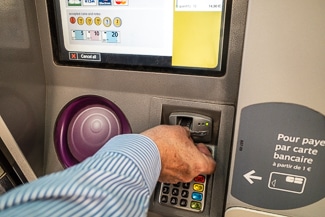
[47,0,232,77]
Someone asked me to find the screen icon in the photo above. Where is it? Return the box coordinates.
[268,172,306,194]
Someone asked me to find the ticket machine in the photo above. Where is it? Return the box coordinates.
[0,0,324,216]
[41,1,247,216]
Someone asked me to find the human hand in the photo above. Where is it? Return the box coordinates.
[141,125,216,183]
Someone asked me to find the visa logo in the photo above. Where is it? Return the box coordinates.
[83,0,96,6]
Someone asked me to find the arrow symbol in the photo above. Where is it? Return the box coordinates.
[244,170,262,184]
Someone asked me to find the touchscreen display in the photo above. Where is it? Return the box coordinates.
[50,0,226,75]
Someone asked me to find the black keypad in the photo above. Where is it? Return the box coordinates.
[158,175,207,212]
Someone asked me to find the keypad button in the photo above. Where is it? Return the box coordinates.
[190,201,202,210]
[170,197,178,205]
[192,192,203,201]
[162,186,169,194]
[172,188,179,196]
[193,183,204,192]
[182,182,190,189]
[161,195,168,203]
[194,175,205,183]
[180,199,188,207]
[173,182,181,187]
[181,190,189,198]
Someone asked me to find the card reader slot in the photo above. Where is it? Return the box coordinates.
[190,130,208,137]
[177,117,209,138]
[177,117,192,129]
[170,112,213,143]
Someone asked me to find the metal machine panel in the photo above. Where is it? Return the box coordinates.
[0,0,46,176]
[0,116,37,195]
[226,0,325,216]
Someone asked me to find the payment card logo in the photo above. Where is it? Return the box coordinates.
[98,0,112,6]
[113,0,128,5]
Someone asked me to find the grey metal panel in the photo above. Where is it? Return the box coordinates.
[226,0,325,216]
[0,116,37,182]
[0,0,46,176]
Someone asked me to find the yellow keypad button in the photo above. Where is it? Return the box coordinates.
[193,183,204,192]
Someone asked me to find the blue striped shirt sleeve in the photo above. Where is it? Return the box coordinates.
[0,134,161,217]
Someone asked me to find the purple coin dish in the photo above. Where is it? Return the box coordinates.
[54,95,132,168]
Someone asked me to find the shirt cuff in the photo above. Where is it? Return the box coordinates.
[96,134,162,195]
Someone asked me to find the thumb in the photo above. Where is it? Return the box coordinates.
[196,143,213,156]
[196,144,216,175]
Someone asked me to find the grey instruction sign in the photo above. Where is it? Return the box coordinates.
[231,103,325,209]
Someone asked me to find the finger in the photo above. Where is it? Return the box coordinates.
[159,175,179,184]
[199,156,216,175]
[196,143,212,156]
[182,126,191,138]
[196,147,216,175]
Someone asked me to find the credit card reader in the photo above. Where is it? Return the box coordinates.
[169,112,213,143]
[158,112,214,212]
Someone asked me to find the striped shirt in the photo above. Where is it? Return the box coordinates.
[0,134,161,217]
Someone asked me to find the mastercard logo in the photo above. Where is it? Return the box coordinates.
[114,0,128,5]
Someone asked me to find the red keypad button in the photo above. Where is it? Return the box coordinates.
[194,175,205,183]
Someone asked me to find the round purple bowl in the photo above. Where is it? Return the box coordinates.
[54,95,132,168]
